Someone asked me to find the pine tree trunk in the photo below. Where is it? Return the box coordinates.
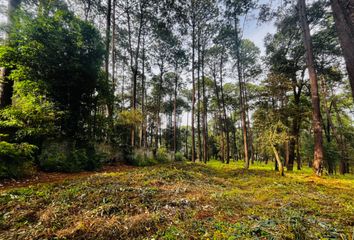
[330,0,354,100]
[129,2,145,147]
[105,0,111,84]
[288,86,302,171]
[154,66,164,156]
[296,136,301,170]
[234,18,249,168]
[197,32,202,162]
[140,36,146,148]
[220,53,230,164]
[244,84,254,164]
[201,45,208,163]
[191,9,196,163]
[186,112,189,159]
[173,64,178,159]
[298,0,324,176]
[111,0,116,91]
[212,63,224,163]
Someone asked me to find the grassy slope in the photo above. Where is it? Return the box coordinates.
[0,161,353,240]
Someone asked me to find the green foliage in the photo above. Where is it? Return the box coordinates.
[130,149,157,167]
[117,110,143,127]
[2,3,105,138]
[0,1,107,178]
[0,79,59,141]
[174,152,186,162]
[0,141,37,178]
[254,109,289,155]
[39,141,103,172]
[130,148,172,166]
[156,147,170,163]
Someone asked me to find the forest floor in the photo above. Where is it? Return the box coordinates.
[0,161,353,240]
[0,165,134,190]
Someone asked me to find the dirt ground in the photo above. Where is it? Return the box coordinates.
[0,164,134,191]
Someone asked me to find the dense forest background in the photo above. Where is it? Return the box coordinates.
[0,0,353,178]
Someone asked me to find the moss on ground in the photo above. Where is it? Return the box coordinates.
[0,161,353,239]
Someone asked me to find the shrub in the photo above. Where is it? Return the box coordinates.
[39,140,103,172]
[95,143,126,165]
[156,147,170,163]
[0,141,37,178]
[174,152,186,162]
[130,149,157,167]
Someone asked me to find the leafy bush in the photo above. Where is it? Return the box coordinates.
[129,148,173,167]
[95,143,123,165]
[0,141,37,178]
[156,147,170,163]
[174,152,186,162]
[130,149,157,167]
[39,140,103,172]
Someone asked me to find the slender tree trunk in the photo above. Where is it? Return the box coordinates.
[220,53,230,164]
[105,0,111,83]
[121,52,126,111]
[232,114,238,161]
[201,45,208,163]
[234,17,249,168]
[296,136,301,170]
[111,0,116,91]
[140,36,146,148]
[191,12,196,163]
[330,0,354,100]
[298,0,325,176]
[288,86,302,171]
[186,112,189,159]
[154,64,164,156]
[272,145,285,176]
[173,64,178,159]
[212,63,224,163]
[244,83,254,164]
[197,31,202,162]
[332,98,349,174]
[321,77,335,174]
[129,2,145,147]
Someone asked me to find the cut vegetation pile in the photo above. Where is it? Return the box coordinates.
[0,161,353,239]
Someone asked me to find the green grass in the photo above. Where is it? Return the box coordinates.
[0,161,353,239]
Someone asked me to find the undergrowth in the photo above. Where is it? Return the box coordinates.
[0,161,353,239]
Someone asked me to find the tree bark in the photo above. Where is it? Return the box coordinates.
[111,0,116,91]
[140,35,146,148]
[197,30,202,162]
[191,5,196,162]
[272,145,285,176]
[105,0,111,83]
[154,64,164,156]
[201,45,208,163]
[173,65,178,159]
[298,0,325,176]
[186,112,189,159]
[244,83,254,164]
[330,0,354,100]
[288,85,302,171]
[234,17,249,168]
[127,1,145,147]
[212,62,224,163]
[220,52,230,164]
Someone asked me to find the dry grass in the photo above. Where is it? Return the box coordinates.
[0,161,353,239]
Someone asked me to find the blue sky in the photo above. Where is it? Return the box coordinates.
[242,12,276,55]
